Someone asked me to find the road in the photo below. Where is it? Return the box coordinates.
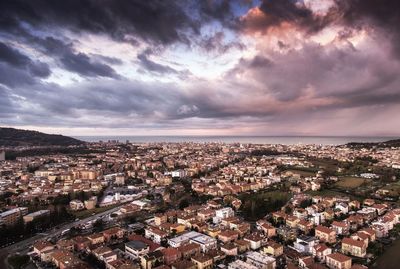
[0,204,124,269]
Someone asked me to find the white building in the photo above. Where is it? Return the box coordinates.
[168,231,217,252]
[228,260,258,269]
[245,251,276,269]
[213,207,234,224]
[0,151,5,161]
[125,240,149,258]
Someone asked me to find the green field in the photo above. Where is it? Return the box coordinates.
[381,181,400,196]
[286,169,316,177]
[239,191,291,221]
[335,177,368,189]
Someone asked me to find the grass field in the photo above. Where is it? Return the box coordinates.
[286,169,316,177]
[239,190,291,221]
[381,181,400,196]
[306,189,363,201]
[335,177,368,189]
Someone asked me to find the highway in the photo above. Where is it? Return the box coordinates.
[0,204,124,269]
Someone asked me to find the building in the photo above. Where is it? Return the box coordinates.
[312,244,332,262]
[213,207,234,224]
[341,238,367,258]
[125,240,150,258]
[168,231,217,252]
[326,253,352,269]
[293,235,318,254]
[70,200,85,211]
[0,207,28,226]
[84,197,97,210]
[191,254,213,269]
[245,251,276,269]
[315,225,336,244]
[228,260,258,269]
[262,241,283,257]
[23,210,50,223]
[0,151,5,161]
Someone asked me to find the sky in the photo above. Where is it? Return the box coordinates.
[0,0,400,136]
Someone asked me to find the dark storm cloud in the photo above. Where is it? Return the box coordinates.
[0,0,198,45]
[0,41,50,86]
[200,32,245,53]
[242,0,338,34]
[137,50,179,75]
[60,52,118,78]
[0,41,31,67]
[17,35,119,78]
[337,0,400,56]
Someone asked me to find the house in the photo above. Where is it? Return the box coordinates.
[213,207,235,224]
[70,200,85,211]
[286,216,300,228]
[263,241,283,257]
[56,239,74,251]
[177,243,201,259]
[326,253,352,269]
[221,243,238,256]
[335,203,349,215]
[103,227,125,242]
[358,228,376,242]
[145,226,169,244]
[256,220,276,237]
[154,213,167,226]
[108,259,139,269]
[235,239,251,253]
[87,233,105,245]
[73,236,91,251]
[299,256,314,268]
[312,244,332,262]
[125,240,150,258]
[244,233,265,250]
[246,251,276,269]
[297,219,313,233]
[218,230,239,243]
[161,248,181,265]
[315,225,336,244]
[140,250,164,269]
[92,246,117,263]
[191,254,213,269]
[331,221,350,235]
[33,241,54,255]
[341,238,367,258]
[228,260,258,269]
[50,250,85,269]
[293,235,318,254]
[171,260,197,269]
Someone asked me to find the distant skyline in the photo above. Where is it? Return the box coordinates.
[1,0,400,136]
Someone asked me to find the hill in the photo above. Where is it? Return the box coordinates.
[347,138,400,148]
[0,127,84,147]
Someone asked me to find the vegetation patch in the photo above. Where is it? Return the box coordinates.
[8,254,30,269]
[335,177,368,189]
[239,191,291,221]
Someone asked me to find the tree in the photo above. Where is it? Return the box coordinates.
[178,199,189,210]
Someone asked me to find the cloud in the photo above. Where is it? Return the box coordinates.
[60,52,118,78]
[0,41,51,82]
[137,49,179,75]
[0,0,199,45]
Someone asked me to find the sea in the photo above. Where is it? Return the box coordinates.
[74,136,399,145]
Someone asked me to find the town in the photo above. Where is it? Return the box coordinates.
[1,140,400,269]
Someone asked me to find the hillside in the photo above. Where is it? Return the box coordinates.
[347,138,400,148]
[0,127,84,147]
